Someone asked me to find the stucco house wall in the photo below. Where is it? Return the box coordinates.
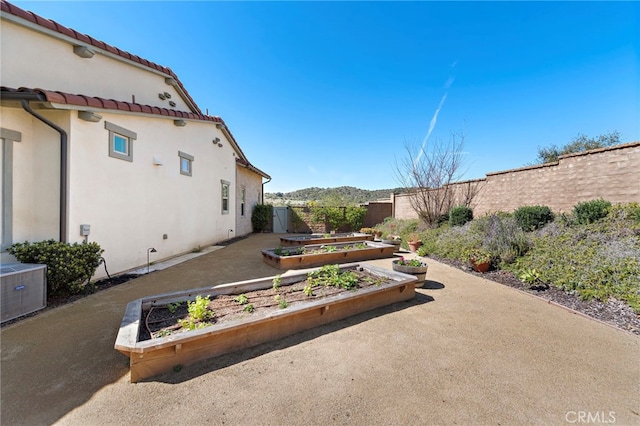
[1,1,269,278]
[235,164,265,237]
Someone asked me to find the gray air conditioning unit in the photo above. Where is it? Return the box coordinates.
[1,263,47,323]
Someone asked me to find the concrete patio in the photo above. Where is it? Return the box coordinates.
[1,233,638,425]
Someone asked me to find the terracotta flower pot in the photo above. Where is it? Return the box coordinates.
[408,240,422,252]
[471,260,490,273]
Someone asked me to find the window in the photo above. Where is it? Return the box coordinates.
[221,180,230,214]
[178,151,194,176]
[241,188,246,216]
[105,122,136,162]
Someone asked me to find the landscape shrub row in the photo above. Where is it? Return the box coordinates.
[374,200,640,312]
[8,240,104,296]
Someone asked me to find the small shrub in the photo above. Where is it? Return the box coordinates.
[436,213,450,226]
[513,205,554,231]
[8,239,104,295]
[251,204,272,232]
[449,206,473,227]
[573,199,611,225]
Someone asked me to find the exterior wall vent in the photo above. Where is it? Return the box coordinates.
[1,263,47,323]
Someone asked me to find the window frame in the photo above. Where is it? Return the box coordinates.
[178,151,194,177]
[240,188,246,216]
[221,180,230,215]
[105,121,136,162]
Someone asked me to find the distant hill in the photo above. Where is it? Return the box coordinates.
[265,186,401,205]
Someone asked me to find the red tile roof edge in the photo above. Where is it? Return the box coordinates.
[1,86,223,124]
[1,0,202,115]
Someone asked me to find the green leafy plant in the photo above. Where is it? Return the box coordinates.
[167,302,182,314]
[468,248,492,264]
[274,294,288,309]
[251,204,272,232]
[396,257,424,267]
[518,269,540,287]
[234,294,249,305]
[307,264,360,290]
[344,206,367,231]
[303,284,313,296]
[449,206,473,227]
[573,199,612,225]
[243,304,255,313]
[273,274,282,290]
[513,205,554,231]
[8,239,104,295]
[179,295,214,330]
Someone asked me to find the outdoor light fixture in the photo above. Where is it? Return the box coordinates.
[78,110,102,122]
[147,248,157,274]
[73,45,95,58]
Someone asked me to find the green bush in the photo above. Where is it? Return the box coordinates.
[513,205,554,231]
[436,213,450,226]
[472,214,529,265]
[449,206,473,227]
[344,206,367,231]
[573,199,611,225]
[251,204,272,232]
[7,240,104,295]
[507,205,640,312]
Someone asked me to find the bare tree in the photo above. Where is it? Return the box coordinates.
[394,131,469,227]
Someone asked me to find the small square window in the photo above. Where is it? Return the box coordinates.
[113,134,128,155]
[179,151,194,176]
[105,121,136,162]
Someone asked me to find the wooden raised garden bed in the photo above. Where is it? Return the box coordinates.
[114,263,417,382]
[280,232,373,246]
[262,241,396,270]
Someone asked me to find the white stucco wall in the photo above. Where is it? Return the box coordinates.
[68,112,236,276]
[1,11,269,278]
[235,165,264,236]
[1,19,190,110]
[1,107,61,243]
[2,104,242,277]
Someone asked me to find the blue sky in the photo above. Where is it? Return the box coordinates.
[13,1,639,193]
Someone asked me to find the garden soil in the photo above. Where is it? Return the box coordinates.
[1,233,639,425]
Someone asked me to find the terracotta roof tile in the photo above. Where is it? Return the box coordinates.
[53,21,75,38]
[33,15,55,31]
[62,93,87,105]
[85,97,103,108]
[101,99,118,109]
[73,31,91,44]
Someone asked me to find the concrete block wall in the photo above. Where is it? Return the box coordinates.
[393,142,640,219]
[362,201,393,228]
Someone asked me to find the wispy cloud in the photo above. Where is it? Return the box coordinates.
[407,64,457,184]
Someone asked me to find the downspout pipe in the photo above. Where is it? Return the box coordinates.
[262,176,271,204]
[19,99,68,242]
